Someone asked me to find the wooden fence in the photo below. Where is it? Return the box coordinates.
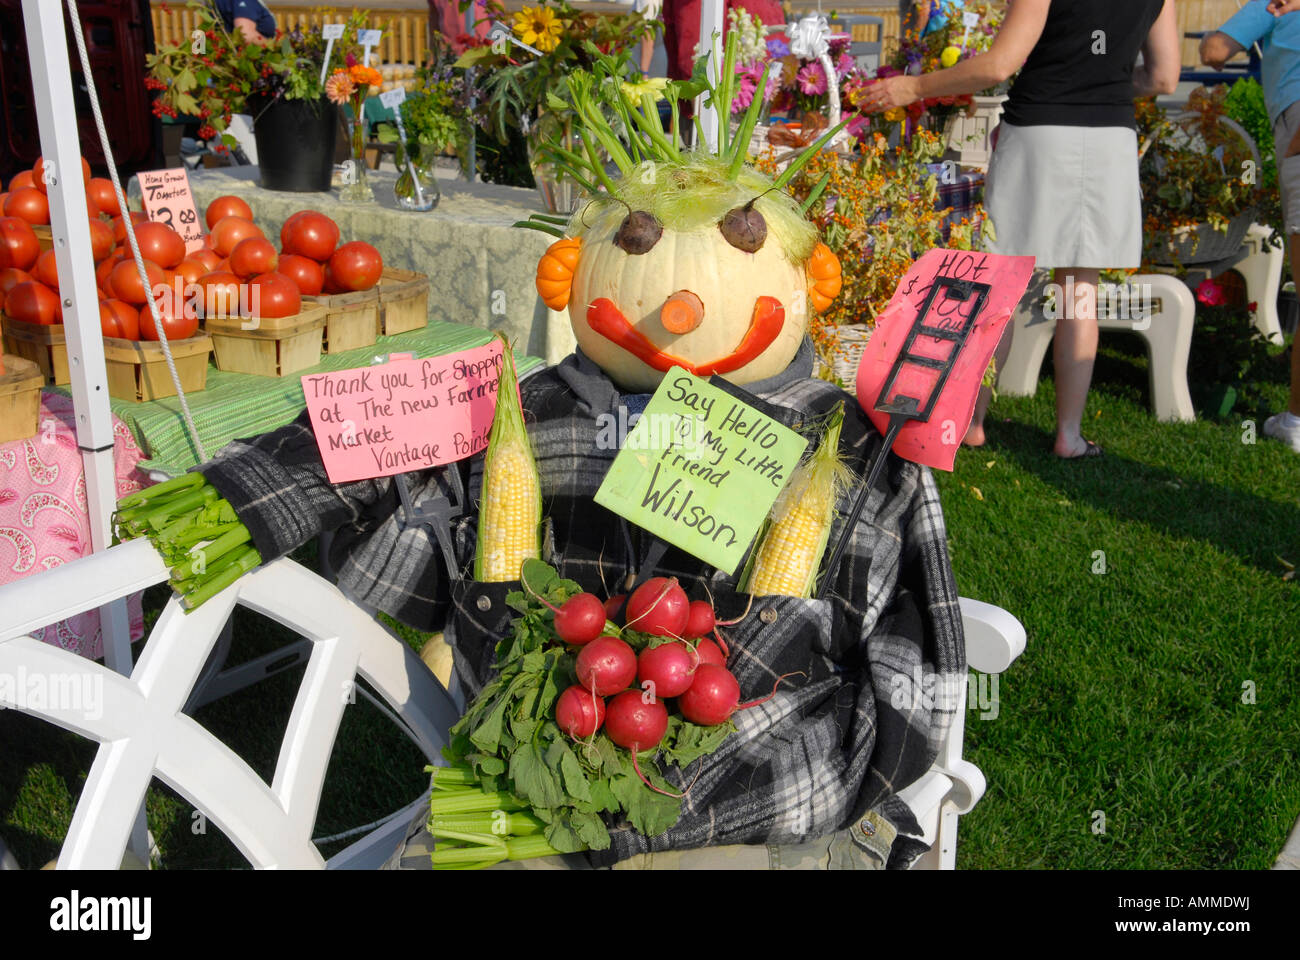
[151,1,1254,72]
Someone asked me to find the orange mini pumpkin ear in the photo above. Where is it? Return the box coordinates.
[536,236,582,311]
[806,242,842,314]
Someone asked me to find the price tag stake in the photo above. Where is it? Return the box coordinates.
[320,23,345,86]
[360,28,383,66]
[381,87,425,208]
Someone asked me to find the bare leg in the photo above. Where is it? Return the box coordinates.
[641,33,654,74]
[1052,267,1101,458]
[963,322,1015,446]
[1289,243,1300,416]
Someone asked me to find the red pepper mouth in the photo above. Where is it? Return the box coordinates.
[586,296,785,377]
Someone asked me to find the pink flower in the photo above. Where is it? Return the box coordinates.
[846,115,870,141]
[1195,278,1226,306]
[797,62,827,96]
[346,52,358,68]
[836,53,856,77]
[732,71,757,113]
[325,69,356,106]
[875,64,902,80]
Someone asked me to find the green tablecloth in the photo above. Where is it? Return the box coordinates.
[129,165,575,366]
[54,322,542,477]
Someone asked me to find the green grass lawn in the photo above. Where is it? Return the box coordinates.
[1,332,1296,869]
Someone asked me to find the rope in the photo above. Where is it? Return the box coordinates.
[65,0,208,464]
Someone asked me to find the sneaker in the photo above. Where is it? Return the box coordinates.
[1263,412,1300,453]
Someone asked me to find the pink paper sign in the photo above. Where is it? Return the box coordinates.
[137,167,205,253]
[855,249,1035,471]
[302,340,506,484]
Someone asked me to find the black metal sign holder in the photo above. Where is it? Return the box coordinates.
[394,466,467,577]
[816,275,992,600]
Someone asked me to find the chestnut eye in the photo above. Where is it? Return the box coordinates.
[719,204,767,252]
[614,210,663,255]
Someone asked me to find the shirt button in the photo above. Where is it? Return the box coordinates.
[860,819,876,838]
[760,607,778,624]
[476,594,492,612]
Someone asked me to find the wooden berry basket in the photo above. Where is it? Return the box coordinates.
[2,315,69,385]
[304,287,379,354]
[376,268,429,337]
[206,303,327,377]
[0,356,44,443]
[32,224,53,252]
[103,334,212,402]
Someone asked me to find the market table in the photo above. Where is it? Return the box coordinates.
[51,321,546,477]
[0,393,146,659]
[130,165,576,366]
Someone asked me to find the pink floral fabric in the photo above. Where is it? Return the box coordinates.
[0,393,147,660]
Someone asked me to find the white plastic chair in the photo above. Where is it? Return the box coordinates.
[0,541,1025,870]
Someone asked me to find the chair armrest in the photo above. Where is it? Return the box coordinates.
[958,597,1027,675]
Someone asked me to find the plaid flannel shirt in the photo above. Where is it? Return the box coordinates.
[202,344,967,866]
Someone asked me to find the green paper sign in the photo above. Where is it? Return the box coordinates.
[594,368,809,574]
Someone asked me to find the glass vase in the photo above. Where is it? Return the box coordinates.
[525,113,583,215]
[340,110,375,205]
[394,141,441,211]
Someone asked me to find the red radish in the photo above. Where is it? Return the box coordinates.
[575,635,636,696]
[604,691,668,751]
[679,664,741,726]
[695,637,726,668]
[555,684,605,739]
[637,641,698,699]
[552,592,607,646]
[604,594,626,620]
[683,600,716,639]
[625,576,689,637]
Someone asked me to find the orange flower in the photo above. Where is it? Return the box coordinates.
[348,64,383,88]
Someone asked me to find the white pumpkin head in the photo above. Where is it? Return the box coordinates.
[549,158,834,392]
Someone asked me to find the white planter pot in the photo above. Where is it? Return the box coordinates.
[945,94,1006,169]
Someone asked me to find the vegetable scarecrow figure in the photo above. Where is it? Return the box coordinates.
[168,44,967,869]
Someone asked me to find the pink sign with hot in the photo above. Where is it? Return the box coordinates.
[302,340,505,484]
[855,249,1036,471]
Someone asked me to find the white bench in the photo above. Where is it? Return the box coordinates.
[0,539,1025,870]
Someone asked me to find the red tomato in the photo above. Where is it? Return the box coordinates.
[205,195,254,231]
[133,221,186,269]
[87,178,121,217]
[280,210,339,262]
[4,187,50,226]
[35,249,59,289]
[326,241,383,292]
[8,170,34,192]
[32,156,90,194]
[229,236,278,279]
[0,217,40,271]
[139,296,199,342]
[112,211,149,244]
[188,248,221,273]
[213,257,231,274]
[95,256,117,296]
[99,299,140,340]
[210,216,263,257]
[249,271,301,318]
[277,253,324,296]
[84,217,114,263]
[173,257,209,289]
[5,281,62,324]
[199,271,244,319]
[0,267,32,299]
[110,258,165,305]
[0,193,7,213]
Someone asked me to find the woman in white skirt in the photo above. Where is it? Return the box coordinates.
[862,0,1180,459]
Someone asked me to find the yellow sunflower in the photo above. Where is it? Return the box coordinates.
[620,77,668,102]
[513,5,563,53]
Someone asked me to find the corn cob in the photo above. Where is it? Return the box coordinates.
[475,334,541,582]
[745,401,852,598]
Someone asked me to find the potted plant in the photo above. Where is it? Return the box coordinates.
[454,1,654,210]
[144,3,370,192]
[1139,87,1262,267]
[375,66,474,209]
[1188,281,1276,418]
[758,124,987,382]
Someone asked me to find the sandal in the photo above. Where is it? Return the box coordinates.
[1058,440,1103,460]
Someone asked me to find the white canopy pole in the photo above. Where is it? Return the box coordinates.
[695,0,725,151]
[22,0,152,866]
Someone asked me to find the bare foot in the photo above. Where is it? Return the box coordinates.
[963,423,986,447]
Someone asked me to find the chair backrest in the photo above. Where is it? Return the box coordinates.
[827,13,884,74]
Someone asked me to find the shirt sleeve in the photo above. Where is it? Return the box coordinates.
[1219,1,1276,50]
[230,0,276,38]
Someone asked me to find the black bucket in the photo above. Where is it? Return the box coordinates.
[250,96,338,192]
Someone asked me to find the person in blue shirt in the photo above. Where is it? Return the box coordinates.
[1202,1,1300,453]
[211,0,277,44]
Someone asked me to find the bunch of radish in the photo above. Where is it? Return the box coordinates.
[536,574,789,796]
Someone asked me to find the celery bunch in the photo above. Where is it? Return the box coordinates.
[114,472,262,612]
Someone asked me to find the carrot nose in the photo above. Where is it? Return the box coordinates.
[660,290,704,334]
